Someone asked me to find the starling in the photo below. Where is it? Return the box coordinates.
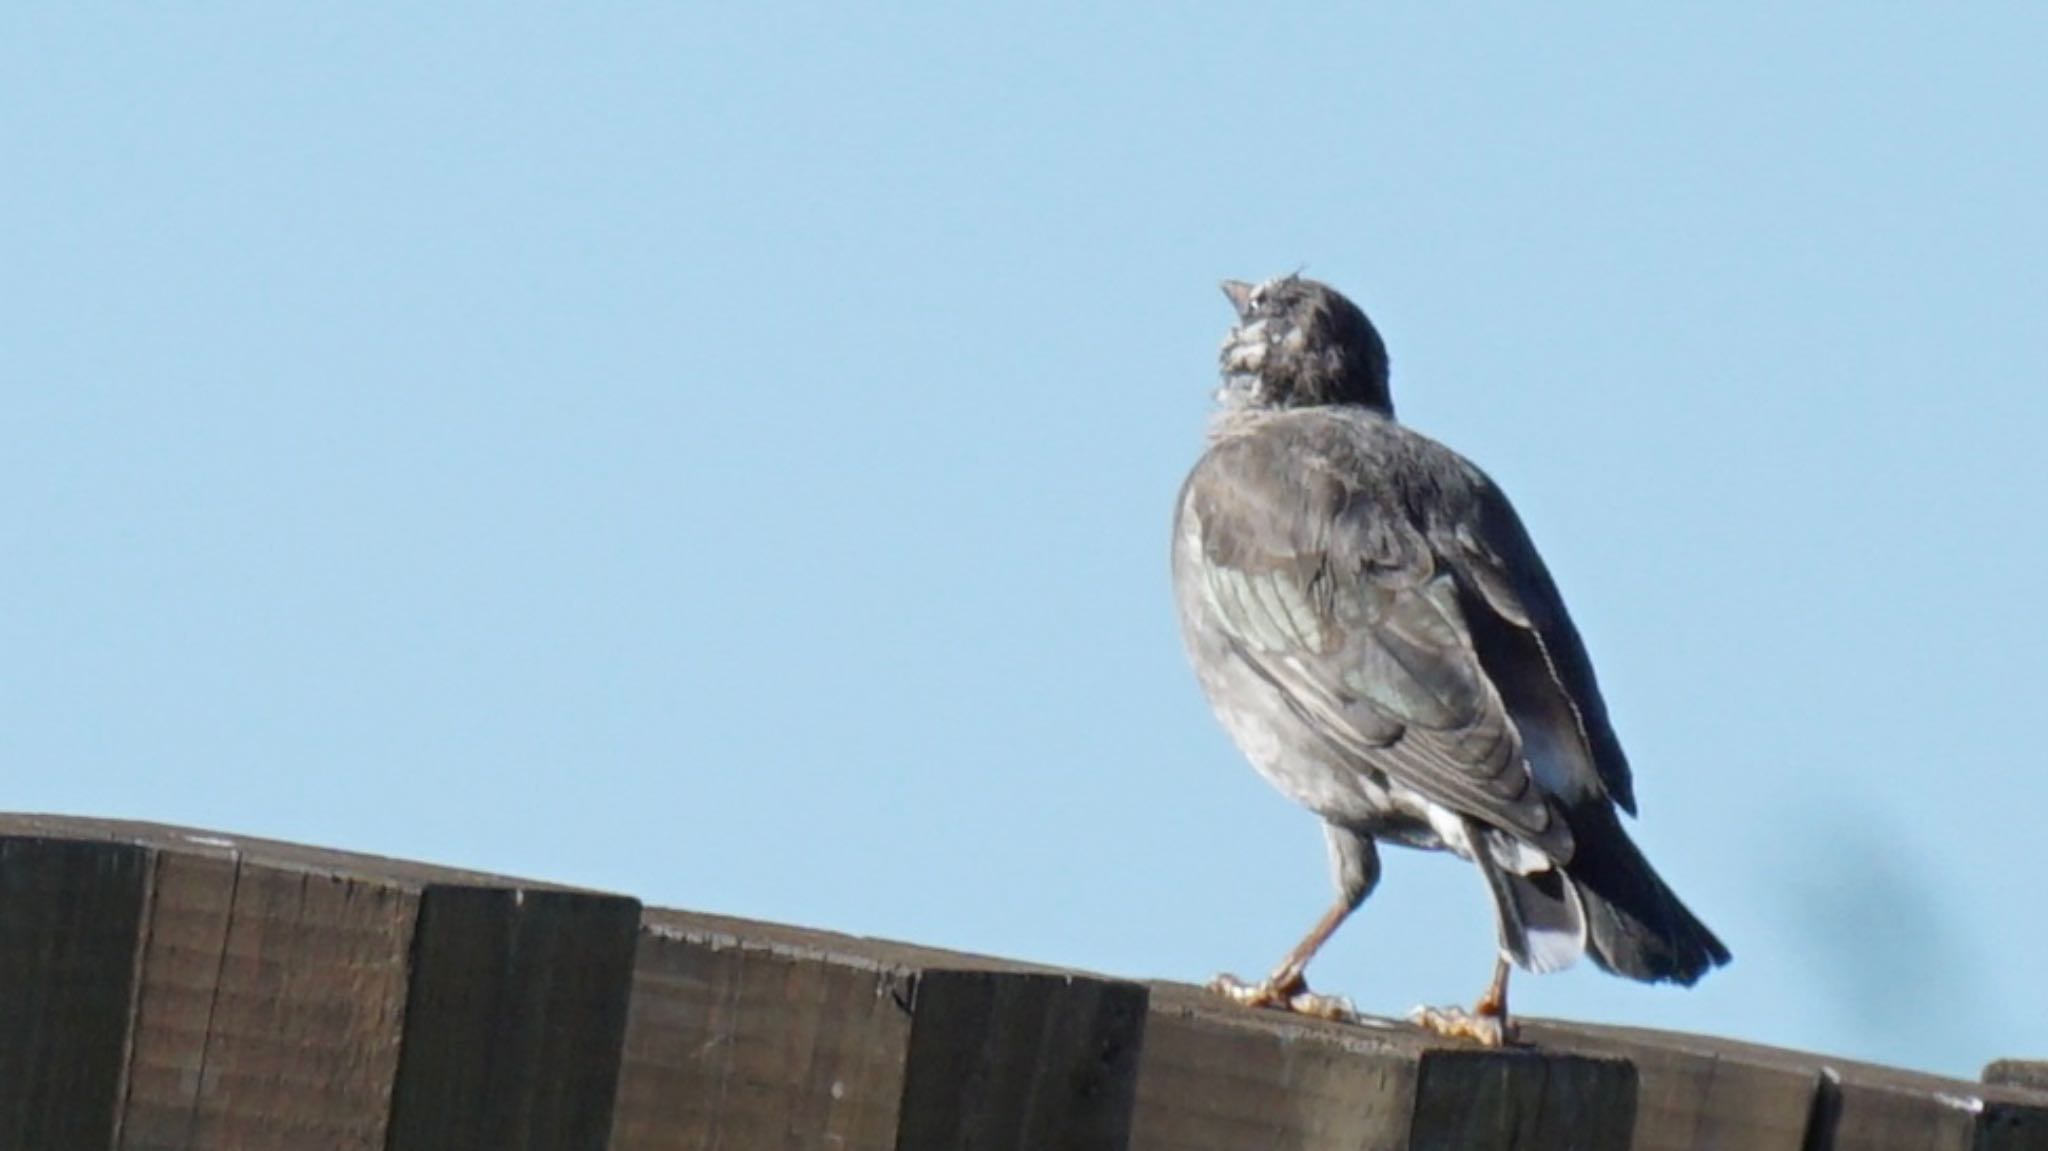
[1171,274,1729,1044]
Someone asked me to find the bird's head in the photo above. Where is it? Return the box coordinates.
[1217,275,1392,415]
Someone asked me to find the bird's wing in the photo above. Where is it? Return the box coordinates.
[1182,434,1570,857]
[1446,472,1637,814]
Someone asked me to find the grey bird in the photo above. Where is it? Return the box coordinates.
[1172,274,1729,1044]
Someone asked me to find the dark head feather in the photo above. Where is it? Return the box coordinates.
[1218,275,1392,415]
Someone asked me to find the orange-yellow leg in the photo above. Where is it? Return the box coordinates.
[1207,898,1358,1021]
[1410,957,1516,1047]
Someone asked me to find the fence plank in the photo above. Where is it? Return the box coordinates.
[1521,1018,1819,1151]
[1528,1019,2048,1151]
[1828,1060,2048,1151]
[175,857,418,1150]
[387,886,641,1151]
[1987,1061,2048,1094]
[118,847,241,1149]
[1131,984,1633,1151]
[609,916,918,1150]
[0,836,152,1151]
[609,910,1146,1151]
[1412,1045,1635,1151]
[896,967,1146,1150]
[0,814,640,1151]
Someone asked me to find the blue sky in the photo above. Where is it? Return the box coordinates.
[6,7,2045,1077]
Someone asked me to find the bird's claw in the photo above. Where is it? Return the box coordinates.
[1207,972,1358,1022]
[1409,1004,1515,1047]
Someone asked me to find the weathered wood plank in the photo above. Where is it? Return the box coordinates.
[1411,1045,1635,1151]
[1982,1062,2048,1151]
[0,814,641,1151]
[0,836,152,1151]
[387,886,641,1151]
[118,847,241,1149]
[609,910,1146,1151]
[1521,1018,1819,1151]
[896,967,1147,1150]
[1130,984,1417,1151]
[1131,984,1633,1151]
[1528,1019,2048,1151]
[170,856,418,1149]
[1827,1059,2048,1151]
[1987,1061,2048,1094]
[609,916,918,1150]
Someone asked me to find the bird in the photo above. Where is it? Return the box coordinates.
[1170,274,1729,1045]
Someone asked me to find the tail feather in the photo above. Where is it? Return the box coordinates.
[1479,852,1588,975]
[1564,803,1731,985]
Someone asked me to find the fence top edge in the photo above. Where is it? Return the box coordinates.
[639,905,1142,988]
[1526,1018,2048,1112]
[1140,979,1604,1064]
[0,811,634,902]
[630,910,2048,1101]
[637,908,1618,1066]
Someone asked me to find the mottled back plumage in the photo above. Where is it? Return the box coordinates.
[1175,275,1728,998]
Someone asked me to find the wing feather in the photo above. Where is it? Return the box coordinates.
[1185,430,1570,856]
[1451,482,1637,813]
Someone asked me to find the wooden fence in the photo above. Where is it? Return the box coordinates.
[0,814,2040,1150]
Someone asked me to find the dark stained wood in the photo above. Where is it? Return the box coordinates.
[1521,1018,1819,1151]
[1131,984,1632,1151]
[608,915,918,1150]
[1982,1062,2048,1151]
[0,836,152,1151]
[1988,1061,2048,1094]
[610,909,1146,1151]
[117,846,241,1149]
[4,815,2045,1148]
[1527,1019,2048,1151]
[1132,983,1435,1151]
[0,814,639,1151]
[1977,1097,2048,1151]
[168,856,418,1149]
[387,886,641,1151]
[1826,1059,2048,1151]
[1411,1046,1635,1150]
[895,967,1146,1151]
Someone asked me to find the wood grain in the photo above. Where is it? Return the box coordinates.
[118,847,241,1149]
[1,814,640,1151]
[1132,984,1632,1151]
[4,815,2042,1149]
[387,885,641,1151]
[168,856,417,1149]
[610,909,1146,1151]
[608,915,920,1150]
[895,967,1146,1151]
[0,836,152,1150]
[1987,1060,2048,1095]
[1528,1019,2048,1151]
[1521,1018,1819,1151]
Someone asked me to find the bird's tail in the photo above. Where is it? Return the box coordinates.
[1478,849,1589,975]
[1563,803,1731,985]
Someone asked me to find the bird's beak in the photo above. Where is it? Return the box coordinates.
[1220,280,1256,319]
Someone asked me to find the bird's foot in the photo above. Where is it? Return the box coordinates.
[1207,971,1357,1022]
[1408,1003,1515,1047]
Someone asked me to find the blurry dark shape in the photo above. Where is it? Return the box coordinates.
[1773,803,1993,1074]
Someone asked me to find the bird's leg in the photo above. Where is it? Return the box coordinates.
[1410,957,1516,1047]
[1207,898,1358,1020]
[1208,826,1377,1022]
